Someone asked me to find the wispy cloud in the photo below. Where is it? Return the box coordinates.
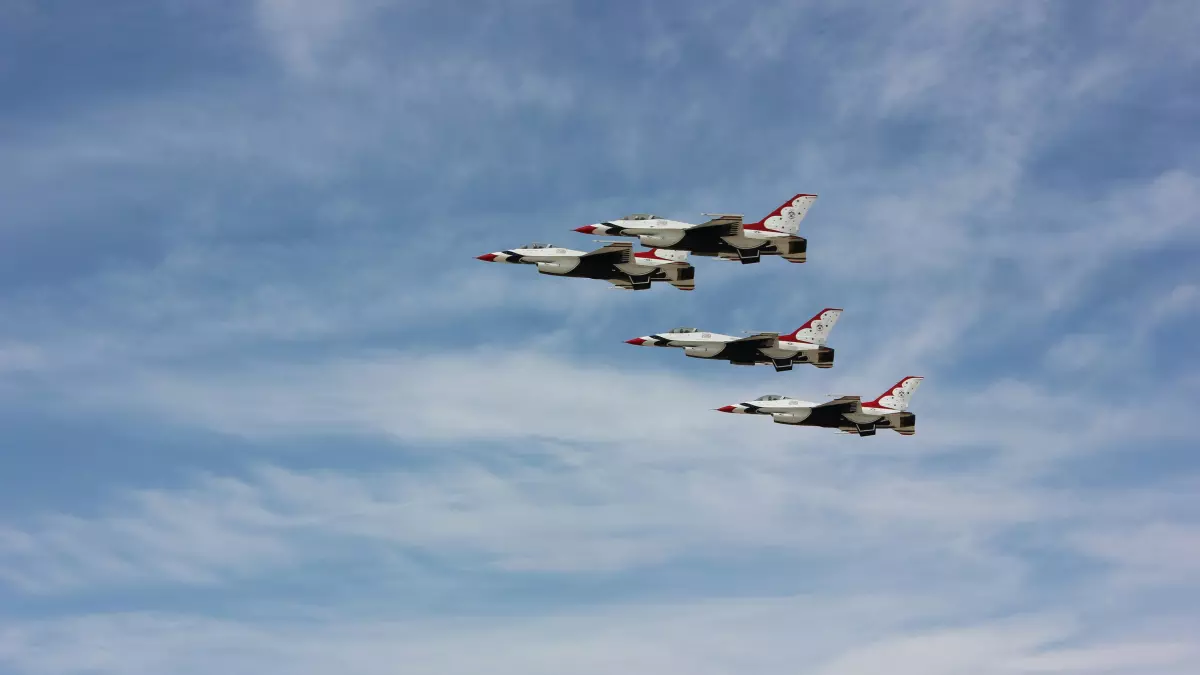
[2,0,1199,673]
[0,445,1043,592]
[1,602,1198,675]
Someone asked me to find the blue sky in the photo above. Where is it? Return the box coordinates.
[1,0,1199,672]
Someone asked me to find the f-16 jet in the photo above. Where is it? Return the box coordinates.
[715,376,923,437]
[624,308,842,372]
[573,193,817,264]
[475,241,695,291]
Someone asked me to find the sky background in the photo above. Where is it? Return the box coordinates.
[1,1,1199,673]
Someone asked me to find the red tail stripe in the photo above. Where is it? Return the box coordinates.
[864,377,922,406]
[744,193,817,229]
[634,249,680,261]
[782,308,843,341]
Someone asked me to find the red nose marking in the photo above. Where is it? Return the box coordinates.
[625,338,646,345]
[716,405,736,413]
[476,253,497,262]
[574,225,597,234]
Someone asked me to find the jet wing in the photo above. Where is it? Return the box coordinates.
[688,215,742,237]
[726,332,779,349]
[717,332,779,362]
[581,241,634,264]
[813,395,862,415]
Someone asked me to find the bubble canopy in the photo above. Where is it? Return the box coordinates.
[754,394,789,401]
[621,214,660,220]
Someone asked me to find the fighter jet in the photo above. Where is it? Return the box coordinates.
[625,308,842,372]
[475,241,695,291]
[573,193,817,264]
[715,376,924,437]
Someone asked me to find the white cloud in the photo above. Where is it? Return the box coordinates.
[1031,170,1200,312]
[1043,334,1109,373]
[48,340,1187,478]
[2,3,1199,674]
[0,355,1192,594]
[1148,284,1200,326]
[811,614,1076,675]
[1071,522,1200,590]
[253,0,390,78]
[0,444,1044,592]
[1010,641,1200,674]
[0,342,42,373]
[2,0,1193,397]
[1,603,1197,675]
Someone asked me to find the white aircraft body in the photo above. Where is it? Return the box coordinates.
[574,193,817,264]
[476,241,694,291]
[626,308,842,371]
[716,377,924,437]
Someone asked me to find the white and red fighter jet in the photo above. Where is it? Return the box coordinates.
[573,193,817,264]
[475,241,695,291]
[625,308,843,372]
[715,376,924,437]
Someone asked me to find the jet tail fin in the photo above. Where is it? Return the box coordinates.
[783,308,843,345]
[865,376,923,411]
[746,194,817,235]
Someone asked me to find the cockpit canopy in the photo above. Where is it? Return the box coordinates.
[521,242,554,250]
[670,326,699,333]
[621,213,660,221]
[754,394,789,401]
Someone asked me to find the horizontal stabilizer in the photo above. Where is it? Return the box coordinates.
[735,248,760,264]
[667,266,696,291]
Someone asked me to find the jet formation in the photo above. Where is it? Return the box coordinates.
[476,192,924,437]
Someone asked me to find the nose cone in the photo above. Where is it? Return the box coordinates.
[625,337,646,346]
[476,253,498,262]
[574,225,598,234]
[715,405,737,413]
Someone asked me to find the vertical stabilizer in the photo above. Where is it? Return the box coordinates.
[783,308,842,345]
[866,376,923,411]
[745,194,818,234]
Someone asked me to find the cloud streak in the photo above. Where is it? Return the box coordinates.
[2,1,1199,674]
